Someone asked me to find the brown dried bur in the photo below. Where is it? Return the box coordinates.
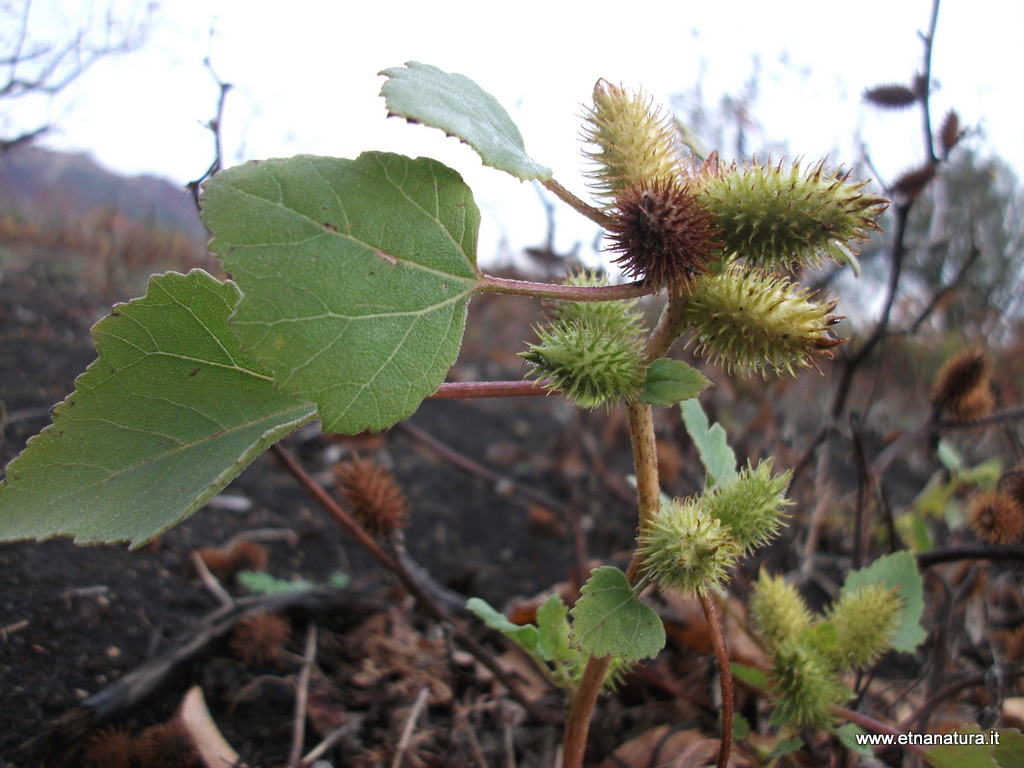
[195,539,269,582]
[938,109,963,157]
[230,611,291,666]
[967,491,1024,545]
[334,455,410,538]
[134,718,201,768]
[605,178,722,296]
[930,348,994,422]
[80,725,136,768]
[863,83,919,109]
[997,465,1024,510]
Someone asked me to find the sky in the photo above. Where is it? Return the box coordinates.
[6,0,1023,265]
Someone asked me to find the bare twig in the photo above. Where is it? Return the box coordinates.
[287,623,318,768]
[396,419,572,517]
[188,551,234,609]
[187,54,232,207]
[478,273,654,302]
[391,686,430,768]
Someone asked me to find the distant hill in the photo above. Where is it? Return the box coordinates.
[0,145,207,242]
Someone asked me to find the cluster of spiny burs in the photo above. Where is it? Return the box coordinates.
[521,80,891,708]
[521,80,887,587]
[522,79,888,402]
[749,572,903,727]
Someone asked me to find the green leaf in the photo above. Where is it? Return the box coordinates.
[568,566,665,662]
[237,571,314,595]
[937,439,964,473]
[0,270,316,547]
[379,61,552,182]
[536,592,573,663]
[467,597,540,655]
[640,358,712,407]
[237,570,350,594]
[732,712,751,741]
[832,723,874,757]
[769,737,804,759]
[994,729,1024,768]
[680,398,738,488]
[840,550,926,653]
[730,662,768,690]
[201,152,481,434]
[920,727,1024,768]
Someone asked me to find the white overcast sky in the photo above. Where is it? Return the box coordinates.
[8,0,1023,263]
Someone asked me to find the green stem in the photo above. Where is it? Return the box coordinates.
[478,273,655,302]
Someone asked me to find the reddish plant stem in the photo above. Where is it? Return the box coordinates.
[563,295,696,768]
[478,273,655,301]
[428,379,552,399]
[270,443,550,722]
[562,402,660,768]
[561,654,612,768]
[540,178,614,227]
[830,705,929,759]
[699,591,734,768]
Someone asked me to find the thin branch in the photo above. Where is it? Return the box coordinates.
[187,55,232,207]
[830,705,929,759]
[428,379,551,400]
[188,551,234,609]
[540,178,613,227]
[917,543,1024,568]
[477,273,656,302]
[396,419,572,518]
[287,623,318,768]
[699,592,734,768]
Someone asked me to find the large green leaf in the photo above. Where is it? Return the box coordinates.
[379,61,552,182]
[0,270,316,547]
[201,152,481,434]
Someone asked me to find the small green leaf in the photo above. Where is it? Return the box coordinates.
[730,662,768,690]
[536,593,573,663]
[994,729,1024,768]
[467,597,540,655]
[237,571,314,595]
[201,152,481,434]
[380,62,552,182]
[840,550,926,653]
[832,723,874,757]
[732,712,751,741]
[680,398,737,488]
[923,739,997,768]
[640,358,712,407]
[937,439,964,473]
[0,270,316,547]
[568,566,665,662]
[769,737,804,759]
